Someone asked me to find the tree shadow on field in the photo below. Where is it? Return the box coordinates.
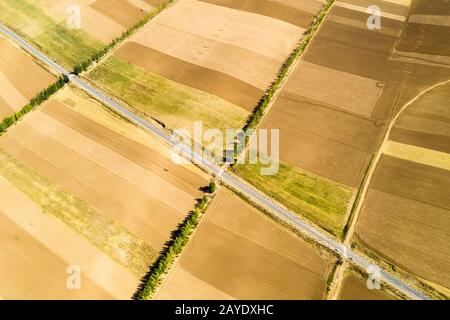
[132,194,206,300]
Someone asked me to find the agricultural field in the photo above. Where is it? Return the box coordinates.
[155,188,336,300]
[337,270,397,300]
[0,86,209,299]
[352,0,450,297]
[0,0,163,68]
[0,36,55,119]
[355,82,450,295]
[86,0,323,135]
[234,0,450,238]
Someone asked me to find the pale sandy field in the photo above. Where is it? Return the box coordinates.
[0,37,55,119]
[0,86,209,299]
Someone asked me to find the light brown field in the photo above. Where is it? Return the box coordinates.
[236,0,450,238]
[338,273,396,300]
[156,188,335,300]
[285,61,383,117]
[0,87,208,251]
[0,176,137,300]
[355,82,450,292]
[0,37,55,119]
[0,86,209,298]
[39,0,152,43]
[103,0,311,114]
[198,0,321,28]
[128,0,303,91]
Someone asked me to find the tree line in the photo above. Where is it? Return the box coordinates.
[0,75,69,134]
[134,192,213,300]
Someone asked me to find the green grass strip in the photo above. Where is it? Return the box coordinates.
[0,149,156,276]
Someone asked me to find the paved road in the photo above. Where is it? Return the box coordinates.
[0,23,430,300]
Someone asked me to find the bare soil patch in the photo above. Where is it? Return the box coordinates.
[90,0,146,28]
[356,188,450,289]
[114,42,263,110]
[198,0,316,28]
[156,189,335,299]
[338,273,396,300]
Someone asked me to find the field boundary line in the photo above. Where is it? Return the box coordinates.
[73,0,177,75]
[134,193,215,300]
[0,14,431,302]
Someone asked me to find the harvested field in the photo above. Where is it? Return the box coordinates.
[0,176,137,300]
[88,56,248,133]
[0,37,55,119]
[236,0,450,237]
[156,188,335,300]
[198,0,320,28]
[87,0,318,134]
[0,0,157,67]
[356,81,450,292]
[0,86,209,298]
[338,272,396,300]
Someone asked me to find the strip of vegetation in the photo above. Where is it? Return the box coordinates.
[73,0,175,75]
[0,149,156,276]
[134,193,213,300]
[242,0,334,134]
[326,259,342,295]
[233,160,353,238]
[0,75,68,134]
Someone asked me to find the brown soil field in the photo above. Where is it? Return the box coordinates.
[338,273,396,300]
[397,24,450,57]
[0,211,111,300]
[156,188,335,300]
[284,61,383,116]
[90,0,147,28]
[370,156,450,209]
[0,91,208,251]
[354,71,450,293]
[261,93,381,187]
[338,0,410,18]
[127,0,303,91]
[390,127,450,154]
[0,177,137,299]
[391,82,450,152]
[198,0,320,27]
[356,187,450,289]
[42,0,153,43]
[237,0,450,237]
[413,0,450,15]
[114,42,263,110]
[0,37,55,118]
[0,87,210,298]
[99,0,312,116]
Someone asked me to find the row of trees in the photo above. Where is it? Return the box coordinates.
[243,0,335,134]
[73,0,174,75]
[135,193,212,300]
[0,76,68,134]
[1,1,176,133]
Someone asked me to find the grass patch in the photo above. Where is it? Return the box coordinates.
[0,148,156,276]
[233,160,353,237]
[87,56,248,132]
[0,0,102,68]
